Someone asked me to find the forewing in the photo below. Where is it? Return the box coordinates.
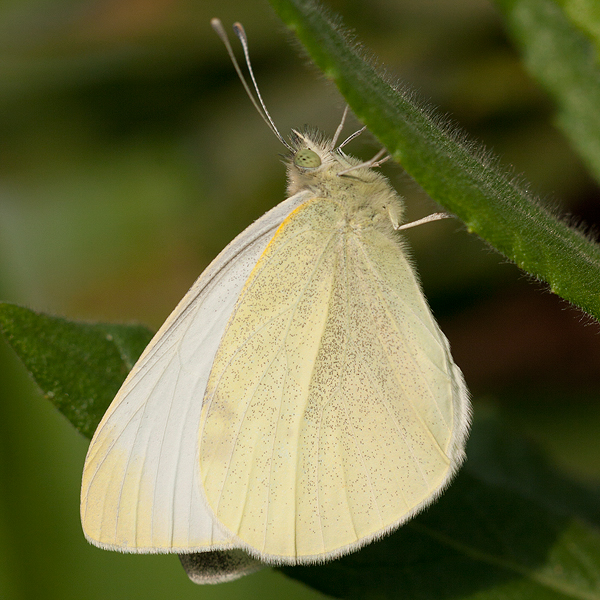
[199,197,469,563]
[81,191,310,553]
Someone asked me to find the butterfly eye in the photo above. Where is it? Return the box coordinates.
[294,148,321,169]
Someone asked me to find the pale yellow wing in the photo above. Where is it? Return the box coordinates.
[199,197,469,564]
[81,191,310,553]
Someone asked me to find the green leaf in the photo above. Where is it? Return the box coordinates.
[466,410,600,526]
[268,0,600,322]
[553,0,600,57]
[495,0,600,186]
[280,413,600,600]
[0,302,154,438]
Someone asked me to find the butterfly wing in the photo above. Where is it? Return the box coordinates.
[199,197,469,563]
[81,191,311,553]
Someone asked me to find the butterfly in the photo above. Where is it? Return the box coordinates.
[80,19,470,584]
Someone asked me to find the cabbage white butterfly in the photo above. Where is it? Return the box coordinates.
[81,20,470,583]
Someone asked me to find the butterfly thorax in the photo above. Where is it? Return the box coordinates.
[286,130,405,234]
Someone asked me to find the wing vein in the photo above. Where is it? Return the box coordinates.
[206,227,340,522]
[339,233,383,532]
[151,364,182,547]
[133,351,181,546]
[361,364,429,493]
[352,236,453,436]
[353,237,450,372]
[85,350,176,537]
[351,237,450,458]
[262,343,290,552]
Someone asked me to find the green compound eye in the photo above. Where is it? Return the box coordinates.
[294,148,321,169]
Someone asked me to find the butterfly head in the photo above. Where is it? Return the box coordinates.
[286,128,404,231]
[287,128,364,191]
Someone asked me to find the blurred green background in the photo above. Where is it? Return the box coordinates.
[1,0,599,598]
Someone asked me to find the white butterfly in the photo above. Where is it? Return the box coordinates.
[81,20,470,584]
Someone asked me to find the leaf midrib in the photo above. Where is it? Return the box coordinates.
[410,521,599,600]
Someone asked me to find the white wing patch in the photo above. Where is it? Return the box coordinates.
[81,191,311,553]
[199,197,468,564]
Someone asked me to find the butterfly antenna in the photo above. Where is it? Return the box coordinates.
[330,105,349,149]
[211,19,292,151]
